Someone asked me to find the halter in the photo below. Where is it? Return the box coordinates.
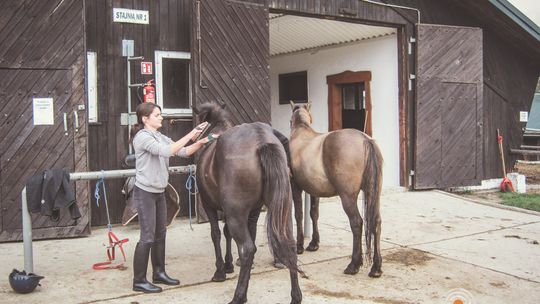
[92,172,129,270]
[292,106,312,126]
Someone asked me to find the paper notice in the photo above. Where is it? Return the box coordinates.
[33,98,54,125]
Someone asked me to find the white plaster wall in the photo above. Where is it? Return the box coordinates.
[270,34,400,187]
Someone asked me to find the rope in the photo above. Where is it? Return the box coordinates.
[92,171,129,270]
[94,170,112,230]
[185,165,197,231]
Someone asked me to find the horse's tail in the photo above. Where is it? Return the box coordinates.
[257,143,301,275]
[361,138,383,261]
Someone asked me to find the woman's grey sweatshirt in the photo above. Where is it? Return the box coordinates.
[133,129,183,193]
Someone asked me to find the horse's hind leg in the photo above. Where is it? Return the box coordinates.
[369,212,383,278]
[291,180,304,254]
[306,196,320,251]
[340,194,363,275]
[228,218,256,304]
[223,223,234,273]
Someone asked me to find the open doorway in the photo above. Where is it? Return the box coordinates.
[327,70,372,135]
[268,13,401,188]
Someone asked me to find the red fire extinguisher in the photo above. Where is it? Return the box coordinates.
[143,80,155,103]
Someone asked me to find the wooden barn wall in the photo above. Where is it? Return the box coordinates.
[192,0,270,124]
[268,0,417,25]
[85,0,193,226]
[0,0,89,242]
[383,0,540,179]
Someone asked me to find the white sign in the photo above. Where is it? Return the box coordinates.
[141,62,153,75]
[113,8,149,24]
[87,52,98,123]
[520,111,528,122]
[33,98,54,125]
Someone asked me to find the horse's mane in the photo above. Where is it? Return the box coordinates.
[196,102,234,131]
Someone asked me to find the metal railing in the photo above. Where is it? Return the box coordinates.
[21,165,195,273]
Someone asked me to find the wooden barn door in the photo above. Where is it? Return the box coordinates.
[414,24,483,189]
[191,0,269,221]
[192,0,270,124]
[0,0,89,241]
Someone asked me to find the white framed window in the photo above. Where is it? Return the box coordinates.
[155,50,191,116]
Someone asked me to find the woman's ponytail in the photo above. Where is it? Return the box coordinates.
[130,123,143,144]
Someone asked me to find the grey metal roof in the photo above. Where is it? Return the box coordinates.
[490,0,540,43]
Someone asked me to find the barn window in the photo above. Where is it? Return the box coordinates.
[155,51,191,116]
[279,71,308,104]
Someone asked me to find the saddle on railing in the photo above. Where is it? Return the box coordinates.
[120,155,180,226]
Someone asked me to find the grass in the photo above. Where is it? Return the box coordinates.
[499,192,540,212]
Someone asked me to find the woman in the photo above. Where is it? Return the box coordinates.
[130,102,217,293]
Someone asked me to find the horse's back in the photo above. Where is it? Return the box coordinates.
[291,128,373,197]
[214,123,286,208]
[323,129,373,193]
[290,131,337,196]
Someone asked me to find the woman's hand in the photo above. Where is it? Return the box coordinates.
[190,122,209,141]
[197,133,220,145]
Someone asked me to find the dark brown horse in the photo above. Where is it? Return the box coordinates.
[289,102,383,278]
[194,103,302,304]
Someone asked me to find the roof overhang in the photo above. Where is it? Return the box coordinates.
[489,0,540,43]
[269,14,396,57]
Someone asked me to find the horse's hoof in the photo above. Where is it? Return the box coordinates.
[273,261,286,269]
[225,264,235,274]
[211,273,226,282]
[227,297,247,304]
[297,247,304,255]
[343,265,359,275]
[306,243,319,251]
[368,269,383,278]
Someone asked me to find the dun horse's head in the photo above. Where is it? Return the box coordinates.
[290,101,313,128]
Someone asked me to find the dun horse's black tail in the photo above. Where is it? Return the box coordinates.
[257,143,301,275]
[361,139,383,261]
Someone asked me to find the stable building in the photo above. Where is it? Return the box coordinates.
[1,0,539,241]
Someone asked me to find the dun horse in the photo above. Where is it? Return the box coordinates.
[194,103,302,304]
[289,102,383,278]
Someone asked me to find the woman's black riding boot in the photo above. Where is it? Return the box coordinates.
[151,240,180,285]
[133,242,162,293]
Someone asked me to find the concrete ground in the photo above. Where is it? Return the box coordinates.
[1,190,539,304]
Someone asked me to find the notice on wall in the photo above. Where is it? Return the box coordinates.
[113,8,149,24]
[33,98,54,125]
[520,111,528,122]
[141,62,153,75]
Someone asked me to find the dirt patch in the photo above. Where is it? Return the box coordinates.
[383,248,434,267]
[458,190,504,203]
[489,281,509,289]
[306,283,412,304]
[306,283,356,300]
[515,162,540,185]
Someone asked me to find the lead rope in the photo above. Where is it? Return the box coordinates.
[92,171,129,270]
[185,165,197,231]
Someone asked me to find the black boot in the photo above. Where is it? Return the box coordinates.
[133,242,162,293]
[152,240,180,285]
